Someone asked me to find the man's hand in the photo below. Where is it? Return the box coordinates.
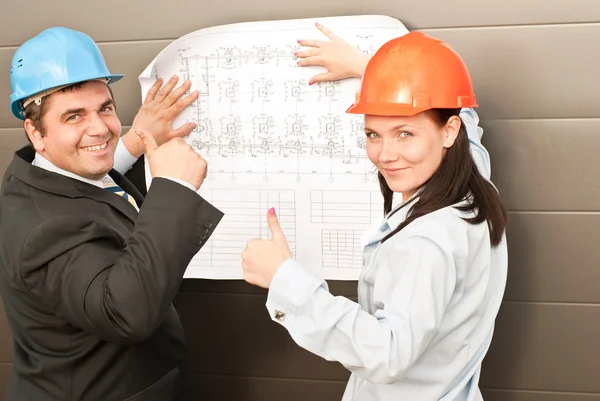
[241,208,292,288]
[122,75,200,158]
[135,129,207,191]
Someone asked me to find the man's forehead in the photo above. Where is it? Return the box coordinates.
[47,81,113,110]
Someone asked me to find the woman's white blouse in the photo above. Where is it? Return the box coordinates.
[265,108,508,400]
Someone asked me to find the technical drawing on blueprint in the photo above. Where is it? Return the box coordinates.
[139,15,409,280]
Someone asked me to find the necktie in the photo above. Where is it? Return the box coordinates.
[102,176,139,211]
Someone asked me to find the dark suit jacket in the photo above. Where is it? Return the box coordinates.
[0,145,224,401]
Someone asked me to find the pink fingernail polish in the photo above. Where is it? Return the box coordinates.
[268,207,275,216]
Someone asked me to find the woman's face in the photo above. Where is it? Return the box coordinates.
[364,111,461,202]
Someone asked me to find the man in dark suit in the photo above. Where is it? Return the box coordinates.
[0,27,223,401]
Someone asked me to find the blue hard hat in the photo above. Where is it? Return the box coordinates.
[9,27,124,120]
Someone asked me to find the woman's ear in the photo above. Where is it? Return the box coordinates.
[442,115,462,148]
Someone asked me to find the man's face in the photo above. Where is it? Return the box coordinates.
[26,80,121,180]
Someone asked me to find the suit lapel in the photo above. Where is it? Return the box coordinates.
[9,145,143,224]
[109,169,145,209]
[74,175,139,223]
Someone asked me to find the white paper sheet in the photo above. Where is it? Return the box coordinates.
[138,15,409,280]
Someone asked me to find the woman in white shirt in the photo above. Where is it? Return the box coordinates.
[241,30,508,401]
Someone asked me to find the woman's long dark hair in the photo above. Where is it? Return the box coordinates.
[380,108,507,246]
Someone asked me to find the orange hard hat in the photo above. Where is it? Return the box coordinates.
[346,31,477,116]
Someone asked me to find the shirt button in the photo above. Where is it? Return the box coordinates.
[274,309,285,322]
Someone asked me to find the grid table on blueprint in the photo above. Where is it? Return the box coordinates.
[312,190,382,269]
[140,15,408,280]
[321,230,363,269]
[192,189,296,268]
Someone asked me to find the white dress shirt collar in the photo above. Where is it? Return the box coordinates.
[32,152,105,188]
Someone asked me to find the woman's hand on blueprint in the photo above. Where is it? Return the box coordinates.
[121,75,200,158]
[295,22,371,84]
[241,208,292,288]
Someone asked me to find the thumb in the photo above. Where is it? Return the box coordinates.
[135,129,158,153]
[266,207,286,244]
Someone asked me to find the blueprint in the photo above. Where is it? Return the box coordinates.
[139,15,409,280]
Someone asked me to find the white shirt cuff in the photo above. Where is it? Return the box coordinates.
[154,176,199,193]
[113,138,139,174]
[266,258,326,326]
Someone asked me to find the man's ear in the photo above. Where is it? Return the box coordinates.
[442,115,462,148]
[24,119,45,152]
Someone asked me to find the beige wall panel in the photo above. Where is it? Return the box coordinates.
[481,303,600,393]
[2,24,600,127]
[481,119,600,211]
[0,129,27,183]
[482,389,600,401]
[1,0,599,46]
[420,24,600,120]
[504,213,600,303]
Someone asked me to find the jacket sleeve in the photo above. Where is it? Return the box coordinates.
[124,156,148,197]
[19,178,223,344]
[460,108,492,181]
[265,233,457,384]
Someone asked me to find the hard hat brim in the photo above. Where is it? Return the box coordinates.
[11,73,124,120]
[345,101,430,117]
